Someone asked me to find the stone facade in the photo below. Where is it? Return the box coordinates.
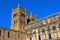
[25,13,60,40]
[11,4,36,31]
[0,28,26,40]
[0,4,60,40]
[0,4,36,40]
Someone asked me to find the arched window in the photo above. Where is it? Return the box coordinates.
[50,19,52,23]
[18,33,20,39]
[21,13,25,17]
[41,22,43,26]
[13,13,17,17]
[27,19,30,24]
[38,35,41,40]
[30,37,32,40]
[8,31,10,38]
[0,30,1,36]
[42,29,45,34]
[14,20,17,24]
[48,26,50,32]
[48,33,52,39]
[53,26,56,31]
[54,16,56,20]
[42,29,45,33]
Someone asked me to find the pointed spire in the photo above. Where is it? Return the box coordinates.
[18,3,20,8]
[24,8,26,12]
[30,12,32,16]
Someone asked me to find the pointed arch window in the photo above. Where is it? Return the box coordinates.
[18,33,20,39]
[48,26,50,32]
[14,20,17,24]
[0,30,1,36]
[49,33,52,39]
[53,26,56,31]
[21,13,25,17]
[30,37,32,40]
[54,16,56,20]
[42,29,45,33]
[41,22,43,26]
[8,31,10,38]
[38,35,41,40]
[13,13,17,17]
[50,19,52,23]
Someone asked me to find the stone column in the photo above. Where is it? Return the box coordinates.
[35,28,38,40]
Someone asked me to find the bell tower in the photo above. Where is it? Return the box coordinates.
[11,4,26,31]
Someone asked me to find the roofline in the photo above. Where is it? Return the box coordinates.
[28,12,60,25]
[0,26,28,34]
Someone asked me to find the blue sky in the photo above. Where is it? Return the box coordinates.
[0,0,60,28]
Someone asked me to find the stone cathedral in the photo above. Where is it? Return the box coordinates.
[0,4,60,40]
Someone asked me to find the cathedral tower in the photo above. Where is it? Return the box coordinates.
[11,4,26,31]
